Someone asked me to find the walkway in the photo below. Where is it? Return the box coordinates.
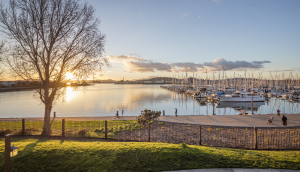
[164,169,299,172]
[158,114,300,127]
[1,114,300,127]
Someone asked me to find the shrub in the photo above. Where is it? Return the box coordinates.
[78,128,88,136]
[137,109,161,125]
[0,129,12,134]
[181,143,188,148]
[94,128,104,133]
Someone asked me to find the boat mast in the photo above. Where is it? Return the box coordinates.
[218,71,220,92]
[213,73,215,92]
[205,68,207,91]
[193,72,194,90]
[244,70,246,92]
[222,66,225,91]
[252,73,253,92]
[234,72,235,91]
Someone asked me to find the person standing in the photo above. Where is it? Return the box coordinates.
[277,109,281,117]
[116,111,119,118]
[175,108,177,117]
[282,115,287,126]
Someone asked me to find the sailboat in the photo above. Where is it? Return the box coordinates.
[219,71,265,102]
[219,91,265,102]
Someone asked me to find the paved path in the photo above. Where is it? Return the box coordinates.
[1,114,300,127]
[158,114,300,127]
[163,169,300,172]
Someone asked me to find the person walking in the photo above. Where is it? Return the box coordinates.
[282,115,287,126]
[277,109,281,117]
[116,111,119,119]
[175,108,177,117]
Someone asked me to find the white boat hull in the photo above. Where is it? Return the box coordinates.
[219,97,265,102]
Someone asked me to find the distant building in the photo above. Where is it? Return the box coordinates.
[154,80,164,84]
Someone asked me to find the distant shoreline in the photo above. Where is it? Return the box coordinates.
[0,83,92,92]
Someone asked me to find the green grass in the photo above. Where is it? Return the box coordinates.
[0,120,144,138]
[0,139,300,172]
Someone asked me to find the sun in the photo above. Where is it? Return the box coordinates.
[66,72,73,80]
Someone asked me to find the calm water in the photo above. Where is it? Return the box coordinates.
[0,84,300,118]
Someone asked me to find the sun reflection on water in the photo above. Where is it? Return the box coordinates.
[66,86,74,103]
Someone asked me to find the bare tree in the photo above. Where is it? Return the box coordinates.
[0,0,107,135]
[0,42,4,81]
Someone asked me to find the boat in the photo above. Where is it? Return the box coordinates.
[192,88,207,99]
[217,101,265,112]
[219,91,265,102]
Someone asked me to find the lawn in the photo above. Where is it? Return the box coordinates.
[0,138,300,172]
[0,120,143,138]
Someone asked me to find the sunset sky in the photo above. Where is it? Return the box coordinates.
[1,0,300,81]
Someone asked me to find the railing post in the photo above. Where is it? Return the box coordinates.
[62,119,65,137]
[105,120,107,139]
[5,134,11,172]
[148,123,151,142]
[199,125,202,145]
[22,119,25,136]
[254,127,257,150]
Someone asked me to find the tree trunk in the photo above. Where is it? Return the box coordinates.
[42,103,52,135]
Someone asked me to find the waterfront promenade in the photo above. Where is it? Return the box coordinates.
[1,114,300,127]
[158,114,300,127]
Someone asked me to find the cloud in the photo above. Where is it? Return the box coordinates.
[213,0,222,3]
[173,62,203,72]
[183,13,190,17]
[108,55,271,74]
[202,58,270,72]
[268,68,300,72]
[107,55,147,62]
[181,12,191,18]
[125,61,172,73]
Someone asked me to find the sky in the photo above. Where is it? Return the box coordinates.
[1,0,300,81]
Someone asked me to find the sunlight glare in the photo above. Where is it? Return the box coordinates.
[66,86,74,103]
[66,72,73,80]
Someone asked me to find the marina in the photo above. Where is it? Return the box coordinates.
[0,83,300,118]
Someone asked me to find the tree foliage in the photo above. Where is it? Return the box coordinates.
[137,109,161,125]
[0,0,107,134]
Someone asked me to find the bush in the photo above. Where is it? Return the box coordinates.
[94,128,104,133]
[0,129,11,135]
[137,109,161,125]
[78,128,88,136]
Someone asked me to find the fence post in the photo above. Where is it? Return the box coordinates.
[5,134,11,172]
[22,119,25,136]
[163,110,165,116]
[254,127,257,150]
[62,119,65,137]
[105,120,107,139]
[148,123,151,142]
[199,125,202,145]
